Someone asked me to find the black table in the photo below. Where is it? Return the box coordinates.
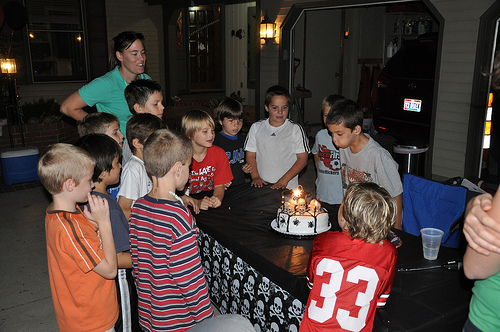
[193,183,473,332]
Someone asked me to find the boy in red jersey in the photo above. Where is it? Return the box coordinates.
[300,181,397,332]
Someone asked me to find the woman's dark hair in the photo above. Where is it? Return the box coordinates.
[74,134,121,183]
[109,31,145,69]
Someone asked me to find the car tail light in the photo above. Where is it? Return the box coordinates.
[377,74,390,87]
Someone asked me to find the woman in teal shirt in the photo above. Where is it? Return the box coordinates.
[60,31,151,135]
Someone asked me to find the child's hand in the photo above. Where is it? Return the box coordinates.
[271,178,289,190]
[208,196,221,208]
[242,163,253,174]
[224,182,232,190]
[200,196,212,210]
[83,193,110,226]
[251,177,267,188]
[182,195,200,214]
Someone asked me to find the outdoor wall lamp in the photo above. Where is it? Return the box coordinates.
[1,57,23,147]
[1,58,17,74]
[260,11,275,44]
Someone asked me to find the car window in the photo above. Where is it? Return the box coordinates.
[384,39,437,79]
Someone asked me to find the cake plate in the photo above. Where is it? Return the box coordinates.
[269,218,331,239]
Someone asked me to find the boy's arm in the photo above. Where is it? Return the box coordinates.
[118,196,133,221]
[210,185,225,208]
[117,251,132,269]
[394,194,403,230]
[83,193,117,279]
[60,91,89,121]
[182,195,201,214]
[246,151,267,187]
[464,244,500,279]
[313,153,319,170]
[272,152,308,190]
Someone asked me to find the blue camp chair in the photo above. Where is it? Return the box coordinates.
[402,174,468,248]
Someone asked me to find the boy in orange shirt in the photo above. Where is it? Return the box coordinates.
[38,143,118,332]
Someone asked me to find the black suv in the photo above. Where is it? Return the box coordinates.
[373,33,438,146]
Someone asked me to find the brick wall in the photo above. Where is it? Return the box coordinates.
[0,118,79,155]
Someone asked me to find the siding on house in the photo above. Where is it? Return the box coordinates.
[13,0,498,179]
[431,0,495,178]
[105,0,164,85]
[17,0,164,109]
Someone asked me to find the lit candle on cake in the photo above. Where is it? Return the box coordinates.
[297,198,306,214]
[309,199,321,214]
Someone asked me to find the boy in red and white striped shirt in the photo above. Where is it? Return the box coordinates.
[300,182,398,332]
[129,129,214,332]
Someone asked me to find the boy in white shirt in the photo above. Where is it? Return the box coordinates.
[118,113,165,219]
[244,85,310,190]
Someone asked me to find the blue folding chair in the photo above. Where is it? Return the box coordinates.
[402,174,468,248]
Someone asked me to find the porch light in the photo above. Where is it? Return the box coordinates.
[1,58,17,74]
[260,11,275,43]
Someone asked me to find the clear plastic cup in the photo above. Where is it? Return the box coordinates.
[420,228,444,260]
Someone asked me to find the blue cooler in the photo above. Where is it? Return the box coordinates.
[1,147,40,185]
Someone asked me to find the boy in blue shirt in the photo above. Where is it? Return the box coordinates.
[213,98,252,185]
[76,134,141,331]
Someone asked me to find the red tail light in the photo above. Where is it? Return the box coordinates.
[378,74,390,85]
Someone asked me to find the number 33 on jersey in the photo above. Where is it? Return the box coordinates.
[299,233,397,332]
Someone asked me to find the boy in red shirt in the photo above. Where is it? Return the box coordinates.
[181,110,233,210]
[300,182,397,332]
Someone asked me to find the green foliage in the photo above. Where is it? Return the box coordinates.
[20,98,61,123]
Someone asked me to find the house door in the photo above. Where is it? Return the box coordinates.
[188,6,221,91]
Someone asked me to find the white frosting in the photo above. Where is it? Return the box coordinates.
[276,207,330,235]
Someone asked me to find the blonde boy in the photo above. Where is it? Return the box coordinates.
[300,182,398,332]
[182,110,233,210]
[129,129,214,331]
[38,143,118,332]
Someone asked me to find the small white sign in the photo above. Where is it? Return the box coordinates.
[404,98,422,112]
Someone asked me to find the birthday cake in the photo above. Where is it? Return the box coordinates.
[272,185,330,236]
